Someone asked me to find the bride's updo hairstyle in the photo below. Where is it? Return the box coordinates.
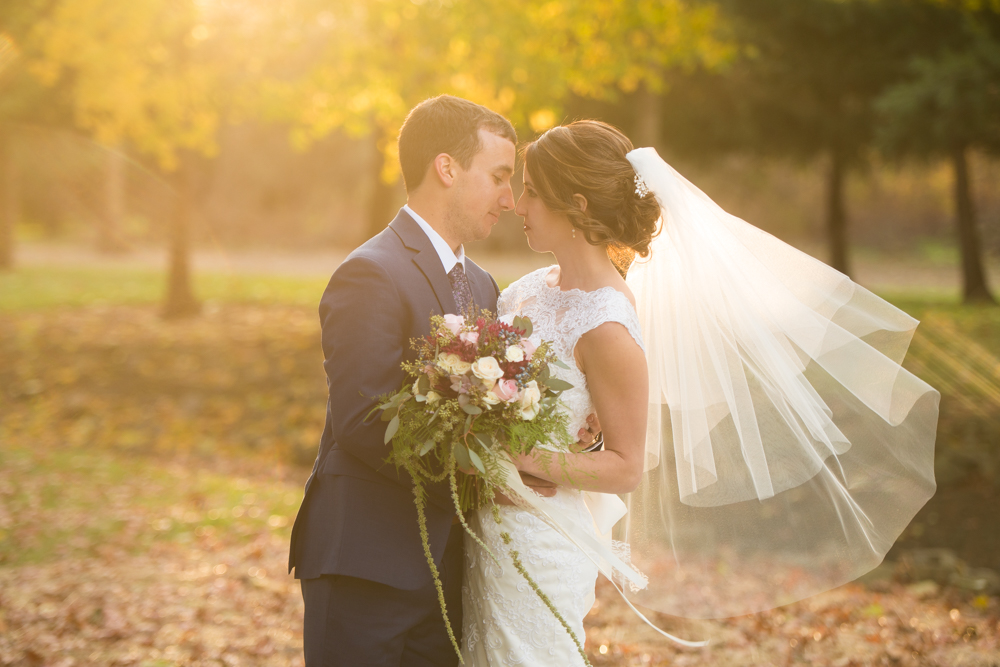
[522,120,660,274]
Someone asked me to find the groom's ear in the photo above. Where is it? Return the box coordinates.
[430,152,458,188]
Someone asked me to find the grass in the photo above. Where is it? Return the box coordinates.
[0,266,331,311]
[0,442,301,569]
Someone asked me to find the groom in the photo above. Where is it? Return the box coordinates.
[289,95,536,666]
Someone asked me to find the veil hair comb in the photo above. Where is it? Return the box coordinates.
[619,148,939,619]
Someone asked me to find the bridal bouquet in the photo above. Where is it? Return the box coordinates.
[376,311,575,510]
[373,310,580,660]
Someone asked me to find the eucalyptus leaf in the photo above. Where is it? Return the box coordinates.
[384,414,400,444]
[380,406,398,422]
[453,443,473,470]
[467,448,486,474]
[545,378,574,392]
[521,319,533,338]
[552,359,570,370]
[418,439,436,456]
[471,432,491,450]
[461,403,483,415]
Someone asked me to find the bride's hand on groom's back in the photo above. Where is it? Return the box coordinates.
[574,413,601,452]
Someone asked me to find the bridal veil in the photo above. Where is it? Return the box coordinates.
[620,148,939,619]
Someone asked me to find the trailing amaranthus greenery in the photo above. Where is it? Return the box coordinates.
[500,532,594,667]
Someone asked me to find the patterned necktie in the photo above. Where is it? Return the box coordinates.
[448,262,474,316]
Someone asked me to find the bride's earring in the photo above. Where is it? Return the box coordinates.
[572,227,576,239]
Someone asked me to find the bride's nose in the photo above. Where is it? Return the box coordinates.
[514,192,527,217]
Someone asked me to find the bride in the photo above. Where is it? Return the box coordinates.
[462,120,658,666]
[461,120,938,665]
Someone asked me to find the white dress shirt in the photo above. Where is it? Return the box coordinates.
[402,204,466,274]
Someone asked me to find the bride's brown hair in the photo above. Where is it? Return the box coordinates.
[522,120,661,275]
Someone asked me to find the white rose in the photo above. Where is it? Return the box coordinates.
[437,353,471,376]
[471,357,505,382]
[426,390,441,404]
[519,380,541,420]
[504,345,525,363]
[437,352,458,374]
[481,390,501,406]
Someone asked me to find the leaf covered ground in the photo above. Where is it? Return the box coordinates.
[1,304,998,666]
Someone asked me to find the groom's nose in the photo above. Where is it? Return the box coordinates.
[499,184,514,211]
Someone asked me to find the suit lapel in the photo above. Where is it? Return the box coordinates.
[389,210,458,315]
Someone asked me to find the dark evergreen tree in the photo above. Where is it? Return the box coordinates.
[877,11,1000,304]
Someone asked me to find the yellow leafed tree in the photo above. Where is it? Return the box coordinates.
[27,0,267,317]
[265,0,731,235]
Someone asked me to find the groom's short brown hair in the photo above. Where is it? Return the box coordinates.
[398,95,516,192]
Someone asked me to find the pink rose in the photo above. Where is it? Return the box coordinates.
[493,379,519,402]
[460,331,480,345]
[520,338,537,359]
[443,314,465,335]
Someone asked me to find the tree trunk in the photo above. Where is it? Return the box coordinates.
[634,82,663,150]
[952,146,995,305]
[162,154,201,319]
[99,146,128,254]
[0,128,15,271]
[825,150,851,277]
[366,130,399,240]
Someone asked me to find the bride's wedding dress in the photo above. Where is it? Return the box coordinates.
[461,266,644,667]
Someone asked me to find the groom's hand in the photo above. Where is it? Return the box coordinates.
[519,472,557,497]
[492,473,556,505]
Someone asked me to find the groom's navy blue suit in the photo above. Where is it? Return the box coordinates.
[289,209,500,666]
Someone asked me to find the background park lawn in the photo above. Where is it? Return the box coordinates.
[1,253,999,666]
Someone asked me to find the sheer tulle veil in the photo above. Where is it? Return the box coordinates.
[620,148,939,619]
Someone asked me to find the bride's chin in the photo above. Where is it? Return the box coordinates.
[526,239,545,253]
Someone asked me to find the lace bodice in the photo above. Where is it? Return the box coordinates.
[497,266,645,439]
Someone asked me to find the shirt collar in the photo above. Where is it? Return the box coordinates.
[403,204,465,274]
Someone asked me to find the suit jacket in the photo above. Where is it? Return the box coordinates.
[288,209,500,590]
